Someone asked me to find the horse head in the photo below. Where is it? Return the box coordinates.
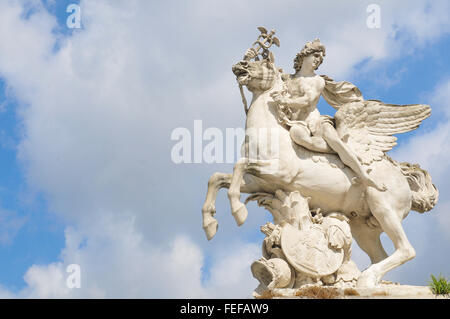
[232,59,279,94]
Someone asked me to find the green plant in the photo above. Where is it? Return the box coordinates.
[429,274,450,295]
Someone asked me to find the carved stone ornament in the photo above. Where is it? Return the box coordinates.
[281,223,344,277]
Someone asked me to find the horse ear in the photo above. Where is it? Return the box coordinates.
[272,37,280,47]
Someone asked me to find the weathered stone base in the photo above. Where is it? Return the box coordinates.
[254,282,448,299]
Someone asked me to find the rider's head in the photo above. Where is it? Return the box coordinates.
[293,39,326,72]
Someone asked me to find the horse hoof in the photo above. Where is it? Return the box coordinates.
[356,269,379,288]
[203,218,218,241]
[232,203,248,226]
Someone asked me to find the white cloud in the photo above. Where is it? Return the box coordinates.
[203,242,260,299]
[391,79,450,241]
[6,219,259,298]
[0,0,448,297]
[0,285,15,298]
[20,263,71,298]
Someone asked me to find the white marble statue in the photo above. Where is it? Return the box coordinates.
[201,27,438,290]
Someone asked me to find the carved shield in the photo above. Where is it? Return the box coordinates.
[281,224,344,277]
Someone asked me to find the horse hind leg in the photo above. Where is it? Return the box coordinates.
[357,193,415,287]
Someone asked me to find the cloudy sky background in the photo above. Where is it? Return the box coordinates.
[0,0,448,298]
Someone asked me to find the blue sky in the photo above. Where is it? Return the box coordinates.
[0,0,448,298]
[0,0,75,293]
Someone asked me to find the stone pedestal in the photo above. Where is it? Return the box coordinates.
[254,282,448,299]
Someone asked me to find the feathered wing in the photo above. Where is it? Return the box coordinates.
[335,100,431,165]
[257,26,268,34]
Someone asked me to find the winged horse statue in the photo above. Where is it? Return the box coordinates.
[201,28,438,287]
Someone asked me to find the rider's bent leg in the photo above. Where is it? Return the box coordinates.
[321,123,387,191]
[290,124,334,154]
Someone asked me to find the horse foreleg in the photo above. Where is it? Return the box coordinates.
[202,172,232,240]
[228,158,249,226]
[357,193,415,287]
[203,171,261,240]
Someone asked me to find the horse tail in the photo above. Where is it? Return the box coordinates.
[396,161,439,213]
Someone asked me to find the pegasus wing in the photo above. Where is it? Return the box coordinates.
[335,100,431,165]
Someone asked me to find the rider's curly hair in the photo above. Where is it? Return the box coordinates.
[293,39,326,72]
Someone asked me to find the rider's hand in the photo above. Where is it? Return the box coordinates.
[271,91,287,104]
[243,48,257,61]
